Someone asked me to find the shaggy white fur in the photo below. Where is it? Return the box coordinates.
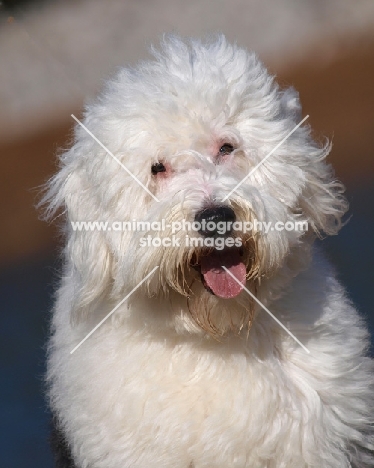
[43,36,374,467]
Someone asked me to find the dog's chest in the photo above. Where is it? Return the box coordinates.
[68,327,305,467]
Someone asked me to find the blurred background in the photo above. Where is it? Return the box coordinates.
[1,0,373,466]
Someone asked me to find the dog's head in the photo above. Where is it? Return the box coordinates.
[43,36,347,337]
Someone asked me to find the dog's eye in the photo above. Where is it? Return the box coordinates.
[218,143,234,155]
[151,162,167,175]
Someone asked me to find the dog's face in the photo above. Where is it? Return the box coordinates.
[45,37,347,337]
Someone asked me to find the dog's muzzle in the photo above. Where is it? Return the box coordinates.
[192,206,246,299]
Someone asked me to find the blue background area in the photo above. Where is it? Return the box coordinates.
[0,253,56,467]
[0,183,373,468]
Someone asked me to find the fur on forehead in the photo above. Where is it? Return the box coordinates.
[85,36,277,151]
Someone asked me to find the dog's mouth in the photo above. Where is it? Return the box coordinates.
[191,248,246,299]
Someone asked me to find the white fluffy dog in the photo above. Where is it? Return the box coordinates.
[44,36,374,467]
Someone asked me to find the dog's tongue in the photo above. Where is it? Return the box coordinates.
[200,250,246,299]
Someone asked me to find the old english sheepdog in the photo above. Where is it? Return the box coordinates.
[43,36,374,467]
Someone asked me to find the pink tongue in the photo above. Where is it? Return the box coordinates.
[200,250,246,299]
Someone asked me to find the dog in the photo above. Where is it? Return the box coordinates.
[43,36,374,467]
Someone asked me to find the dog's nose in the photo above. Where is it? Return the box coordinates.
[194,206,236,237]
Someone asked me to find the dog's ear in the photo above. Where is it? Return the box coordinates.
[279,87,348,236]
[299,140,348,236]
[39,145,113,322]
